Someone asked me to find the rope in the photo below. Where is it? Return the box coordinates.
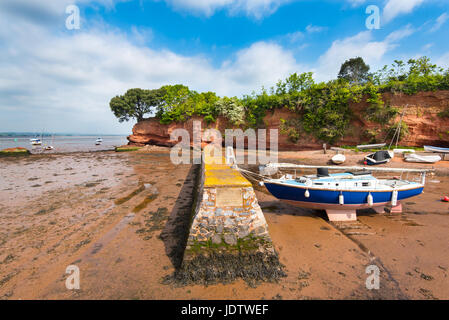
[237,168,267,182]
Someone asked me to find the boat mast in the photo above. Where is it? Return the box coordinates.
[388,104,408,150]
[267,163,434,173]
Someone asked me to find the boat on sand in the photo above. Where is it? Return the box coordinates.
[259,164,430,222]
[331,154,346,164]
[405,153,441,163]
[424,146,449,153]
[356,143,386,150]
[364,150,392,165]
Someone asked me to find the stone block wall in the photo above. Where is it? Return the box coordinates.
[171,153,285,285]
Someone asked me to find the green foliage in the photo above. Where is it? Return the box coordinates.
[110,56,448,145]
[364,83,399,124]
[110,88,165,122]
[280,118,302,143]
[338,57,371,84]
[299,80,362,143]
[373,57,449,94]
[438,107,449,118]
[156,85,219,124]
[215,97,245,125]
[363,128,382,144]
[386,121,409,142]
[241,88,284,127]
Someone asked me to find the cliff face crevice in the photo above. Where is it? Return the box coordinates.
[127,91,449,150]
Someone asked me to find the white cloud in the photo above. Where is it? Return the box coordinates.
[436,52,449,69]
[0,3,302,133]
[430,13,448,32]
[315,25,415,81]
[383,0,425,23]
[305,24,326,33]
[161,0,291,19]
[347,0,366,7]
[385,24,415,42]
[284,31,304,43]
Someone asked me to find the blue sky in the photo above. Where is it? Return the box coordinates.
[0,0,448,134]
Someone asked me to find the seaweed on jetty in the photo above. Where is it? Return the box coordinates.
[162,251,286,287]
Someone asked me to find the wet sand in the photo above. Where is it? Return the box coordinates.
[0,149,448,299]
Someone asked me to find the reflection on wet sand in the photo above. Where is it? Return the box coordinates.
[0,149,448,299]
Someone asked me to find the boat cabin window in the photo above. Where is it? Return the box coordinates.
[362,182,370,187]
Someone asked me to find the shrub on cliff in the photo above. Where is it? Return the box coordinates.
[156,85,219,124]
[364,82,399,124]
[373,57,449,94]
[214,97,245,126]
[299,80,362,143]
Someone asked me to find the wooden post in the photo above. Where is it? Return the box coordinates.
[323,143,327,154]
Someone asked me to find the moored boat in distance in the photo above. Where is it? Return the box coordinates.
[30,138,42,146]
[95,137,103,145]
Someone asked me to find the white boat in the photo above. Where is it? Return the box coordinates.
[331,154,346,165]
[356,143,386,150]
[424,146,449,153]
[405,153,441,163]
[30,138,42,146]
[44,135,55,151]
[364,151,392,165]
[95,137,103,145]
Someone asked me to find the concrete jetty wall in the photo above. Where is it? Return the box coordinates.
[184,152,273,257]
[172,151,285,285]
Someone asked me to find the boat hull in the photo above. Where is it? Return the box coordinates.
[264,182,423,211]
[424,145,449,153]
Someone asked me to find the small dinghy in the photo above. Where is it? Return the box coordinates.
[357,143,386,150]
[405,153,441,163]
[331,154,346,165]
[424,145,449,153]
[364,150,392,165]
[394,149,415,154]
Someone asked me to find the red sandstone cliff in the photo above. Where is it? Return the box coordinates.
[127,91,449,150]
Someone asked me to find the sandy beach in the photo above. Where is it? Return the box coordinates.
[0,148,448,300]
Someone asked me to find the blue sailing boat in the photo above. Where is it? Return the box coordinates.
[261,166,427,221]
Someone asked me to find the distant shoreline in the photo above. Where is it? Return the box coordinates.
[0,133,128,138]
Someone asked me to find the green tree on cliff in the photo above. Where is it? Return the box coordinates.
[110,88,165,122]
[338,57,371,84]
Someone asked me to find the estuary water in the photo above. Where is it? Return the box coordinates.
[0,135,128,153]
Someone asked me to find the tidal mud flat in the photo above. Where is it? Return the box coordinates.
[0,149,448,299]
